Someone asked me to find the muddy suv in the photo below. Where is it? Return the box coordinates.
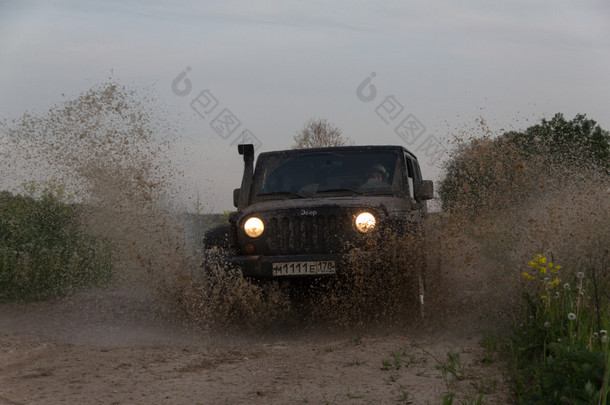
[203,144,433,286]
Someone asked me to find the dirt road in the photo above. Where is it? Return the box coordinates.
[0,288,509,405]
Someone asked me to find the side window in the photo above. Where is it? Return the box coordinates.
[404,154,415,199]
[413,159,423,180]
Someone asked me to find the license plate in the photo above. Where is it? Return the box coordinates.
[272,261,336,277]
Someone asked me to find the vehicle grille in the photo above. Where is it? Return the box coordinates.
[265,213,352,254]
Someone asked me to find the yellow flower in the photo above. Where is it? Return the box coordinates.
[548,278,560,287]
[522,272,534,280]
[541,295,547,301]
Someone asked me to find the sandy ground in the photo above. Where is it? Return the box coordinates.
[0,285,510,405]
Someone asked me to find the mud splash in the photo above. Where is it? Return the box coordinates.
[2,86,607,337]
[167,234,429,333]
[0,80,293,335]
[303,230,428,329]
[1,81,182,288]
[168,246,292,331]
[431,125,609,332]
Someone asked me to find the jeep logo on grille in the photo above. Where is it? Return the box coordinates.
[300,209,317,216]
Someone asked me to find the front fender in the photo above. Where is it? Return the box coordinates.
[203,224,237,251]
[383,217,424,237]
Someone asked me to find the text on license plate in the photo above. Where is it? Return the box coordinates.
[272,261,336,276]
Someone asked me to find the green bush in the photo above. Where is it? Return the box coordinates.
[439,113,610,213]
[0,186,113,302]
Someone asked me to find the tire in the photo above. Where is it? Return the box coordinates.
[201,224,237,275]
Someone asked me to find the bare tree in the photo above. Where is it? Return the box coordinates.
[292,118,353,149]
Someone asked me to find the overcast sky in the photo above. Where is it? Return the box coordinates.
[1,0,609,211]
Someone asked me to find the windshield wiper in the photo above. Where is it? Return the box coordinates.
[316,188,365,195]
[257,190,308,198]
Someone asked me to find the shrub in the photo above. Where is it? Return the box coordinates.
[439,113,610,214]
[0,184,113,302]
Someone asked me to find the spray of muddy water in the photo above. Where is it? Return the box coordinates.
[1,87,608,337]
[2,83,179,287]
[1,81,305,340]
[431,128,609,333]
[0,83,239,336]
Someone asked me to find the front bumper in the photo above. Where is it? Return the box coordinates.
[227,253,343,279]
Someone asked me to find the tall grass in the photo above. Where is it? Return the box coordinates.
[508,254,609,404]
[0,183,113,302]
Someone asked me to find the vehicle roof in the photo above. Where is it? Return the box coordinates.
[256,145,419,160]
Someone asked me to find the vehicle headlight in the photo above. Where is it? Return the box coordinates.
[355,212,376,233]
[243,217,264,238]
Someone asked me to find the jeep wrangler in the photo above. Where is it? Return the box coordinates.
[203,144,434,307]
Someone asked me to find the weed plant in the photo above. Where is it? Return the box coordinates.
[509,254,609,404]
[0,183,113,302]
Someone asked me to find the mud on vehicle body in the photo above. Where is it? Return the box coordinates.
[203,144,434,309]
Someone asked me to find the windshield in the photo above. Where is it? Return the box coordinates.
[253,150,400,199]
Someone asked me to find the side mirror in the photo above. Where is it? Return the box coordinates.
[233,188,240,208]
[414,180,434,201]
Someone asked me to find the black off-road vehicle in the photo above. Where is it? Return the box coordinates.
[203,144,434,310]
